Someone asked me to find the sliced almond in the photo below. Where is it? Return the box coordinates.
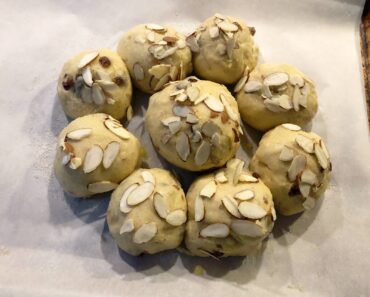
[239,174,258,183]
[186,34,200,52]
[175,92,188,102]
[176,39,186,49]
[170,88,185,97]
[220,93,238,121]
[176,132,190,161]
[289,75,305,87]
[263,72,289,87]
[156,46,178,60]
[302,196,316,211]
[172,105,191,117]
[186,86,200,102]
[186,113,198,124]
[234,189,255,201]
[61,153,71,166]
[320,140,330,159]
[231,220,264,237]
[204,95,224,112]
[299,183,311,198]
[296,134,314,153]
[200,180,216,198]
[120,184,139,213]
[153,192,168,219]
[264,98,284,113]
[133,63,144,81]
[133,223,157,244]
[278,94,293,110]
[92,83,105,105]
[119,219,135,234]
[261,84,272,99]
[104,119,130,140]
[161,116,181,126]
[292,85,301,111]
[200,223,229,238]
[166,209,187,226]
[127,182,155,206]
[209,26,220,38]
[288,155,307,181]
[279,146,294,161]
[87,181,118,193]
[214,13,226,20]
[233,160,245,185]
[78,51,99,69]
[69,157,82,170]
[222,196,242,218]
[194,196,205,221]
[217,21,238,32]
[102,141,120,169]
[83,144,103,173]
[168,121,182,135]
[146,23,166,32]
[282,123,301,131]
[299,91,308,108]
[146,31,156,42]
[161,132,172,144]
[301,169,318,185]
[201,121,219,137]
[95,80,119,93]
[314,143,328,169]
[194,141,211,166]
[169,66,179,81]
[211,132,221,147]
[194,93,209,105]
[215,170,228,183]
[148,64,171,79]
[234,75,248,93]
[192,130,202,143]
[244,80,262,93]
[154,74,170,91]
[141,171,155,184]
[82,67,93,87]
[238,202,267,219]
[271,207,277,221]
[66,128,92,141]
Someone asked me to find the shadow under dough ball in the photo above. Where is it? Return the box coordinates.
[107,168,187,256]
[185,158,276,257]
[189,13,259,84]
[117,23,192,94]
[235,63,318,131]
[54,113,141,198]
[249,124,332,216]
[57,49,132,120]
[145,77,242,171]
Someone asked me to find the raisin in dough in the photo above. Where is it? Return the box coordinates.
[185,158,275,257]
[57,49,132,120]
[107,168,187,255]
[189,13,259,84]
[54,113,141,198]
[117,24,192,94]
[235,63,318,131]
[145,77,242,171]
[250,124,332,216]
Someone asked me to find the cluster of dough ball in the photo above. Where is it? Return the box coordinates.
[53,13,332,258]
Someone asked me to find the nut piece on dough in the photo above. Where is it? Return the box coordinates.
[145,77,242,171]
[117,23,192,94]
[190,13,259,84]
[107,168,187,256]
[184,158,275,257]
[57,49,133,120]
[249,124,332,216]
[236,63,318,131]
[54,113,141,198]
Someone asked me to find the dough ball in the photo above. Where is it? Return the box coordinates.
[189,13,259,84]
[185,158,275,257]
[250,124,332,216]
[117,23,192,94]
[54,113,141,198]
[107,168,187,255]
[236,63,318,131]
[145,77,242,171]
[57,49,132,120]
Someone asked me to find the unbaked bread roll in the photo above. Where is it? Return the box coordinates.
[107,168,187,255]
[189,13,258,84]
[117,24,192,94]
[185,158,275,257]
[57,49,132,120]
[235,63,318,131]
[54,113,141,197]
[145,77,242,171]
[250,124,332,215]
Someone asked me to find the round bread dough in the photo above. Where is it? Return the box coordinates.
[190,13,259,84]
[107,168,187,255]
[57,49,132,120]
[236,63,318,131]
[54,113,141,198]
[249,124,332,216]
[117,23,192,94]
[185,158,275,257]
[145,77,242,171]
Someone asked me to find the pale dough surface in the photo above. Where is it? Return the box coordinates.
[57,49,132,120]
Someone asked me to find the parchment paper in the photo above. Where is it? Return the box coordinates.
[0,0,369,296]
